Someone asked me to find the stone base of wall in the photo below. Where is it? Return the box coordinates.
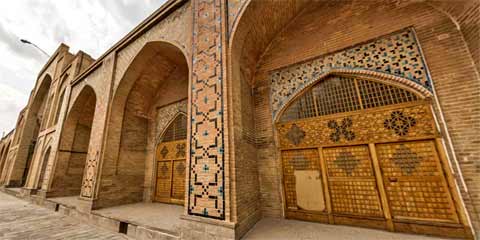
[180,215,236,240]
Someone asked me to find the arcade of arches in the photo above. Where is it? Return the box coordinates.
[0,0,478,239]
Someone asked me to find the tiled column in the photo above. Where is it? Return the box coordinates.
[182,0,235,239]
[181,0,235,239]
[188,0,227,220]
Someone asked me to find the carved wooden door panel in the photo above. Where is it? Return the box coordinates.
[282,149,326,213]
[155,139,186,204]
[377,140,459,223]
[323,145,383,218]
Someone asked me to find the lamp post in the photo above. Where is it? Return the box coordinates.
[20,39,50,58]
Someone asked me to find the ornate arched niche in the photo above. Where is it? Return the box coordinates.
[274,74,470,238]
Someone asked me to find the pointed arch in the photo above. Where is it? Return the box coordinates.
[8,74,53,187]
[54,89,66,125]
[49,84,97,197]
[0,140,11,184]
[37,146,51,190]
[0,142,8,176]
[97,40,190,208]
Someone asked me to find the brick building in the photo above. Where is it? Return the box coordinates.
[0,0,479,239]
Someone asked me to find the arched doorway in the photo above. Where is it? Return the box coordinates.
[49,85,96,197]
[0,143,8,178]
[0,141,11,185]
[228,1,475,238]
[19,75,53,186]
[154,114,187,204]
[97,41,189,208]
[37,147,51,190]
[276,74,466,236]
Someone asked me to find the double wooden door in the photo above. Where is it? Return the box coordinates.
[277,101,469,238]
[276,76,470,238]
[155,139,186,204]
[281,139,463,235]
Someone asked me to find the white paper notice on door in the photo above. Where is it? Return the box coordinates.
[294,170,325,212]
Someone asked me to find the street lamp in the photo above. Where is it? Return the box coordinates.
[20,39,50,58]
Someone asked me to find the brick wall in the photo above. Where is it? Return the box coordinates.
[229,44,262,236]
[430,0,480,72]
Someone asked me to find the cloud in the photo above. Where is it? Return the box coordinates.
[0,0,167,134]
[0,22,45,63]
[0,83,28,135]
[99,0,166,28]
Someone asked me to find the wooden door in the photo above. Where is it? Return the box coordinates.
[376,140,459,223]
[282,148,325,213]
[155,139,186,204]
[322,145,383,218]
[275,75,470,237]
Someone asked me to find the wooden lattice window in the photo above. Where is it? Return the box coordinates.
[161,114,187,142]
[280,76,419,122]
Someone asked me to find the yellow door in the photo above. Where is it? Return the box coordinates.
[322,145,383,218]
[376,140,459,223]
[155,139,186,204]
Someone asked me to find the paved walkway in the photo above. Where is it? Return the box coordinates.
[243,218,450,240]
[0,191,453,240]
[94,202,183,233]
[0,192,131,240]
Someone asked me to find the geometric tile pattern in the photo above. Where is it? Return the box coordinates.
[81,151,98,198]
[270,28,431,119]
[188,0,226,219]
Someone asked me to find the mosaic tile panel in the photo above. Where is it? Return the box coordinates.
[81,151,98,198]
[188,0,226,219]
[270,28,431,119]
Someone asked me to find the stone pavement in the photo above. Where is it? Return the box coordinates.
[243,218,451,240]
[0,191,454,240]
[0,191,131,240]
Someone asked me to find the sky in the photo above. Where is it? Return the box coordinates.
[0,0,166,137]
